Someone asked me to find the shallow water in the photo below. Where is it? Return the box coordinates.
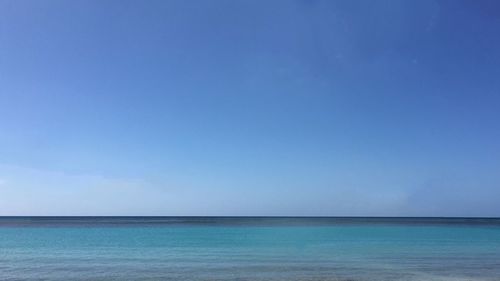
[1,217,499,280]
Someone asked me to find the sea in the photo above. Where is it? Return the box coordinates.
[0,217,499,281]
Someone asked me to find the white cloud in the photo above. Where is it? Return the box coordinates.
[0,164,178,216]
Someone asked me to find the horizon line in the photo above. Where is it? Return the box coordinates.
[1,215,499,219]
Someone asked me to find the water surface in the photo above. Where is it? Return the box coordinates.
[1,217,499,281]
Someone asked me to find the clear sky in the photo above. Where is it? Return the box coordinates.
[1,0,499,216]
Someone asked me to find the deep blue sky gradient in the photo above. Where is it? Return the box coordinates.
[1,0,500,216]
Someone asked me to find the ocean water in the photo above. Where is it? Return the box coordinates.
[0,217,499,281]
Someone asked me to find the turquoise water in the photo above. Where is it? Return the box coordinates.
[1,217,500,280]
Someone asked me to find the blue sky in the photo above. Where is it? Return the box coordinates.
[1,0,499,216]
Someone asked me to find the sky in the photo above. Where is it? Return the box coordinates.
[0,0,499,216]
